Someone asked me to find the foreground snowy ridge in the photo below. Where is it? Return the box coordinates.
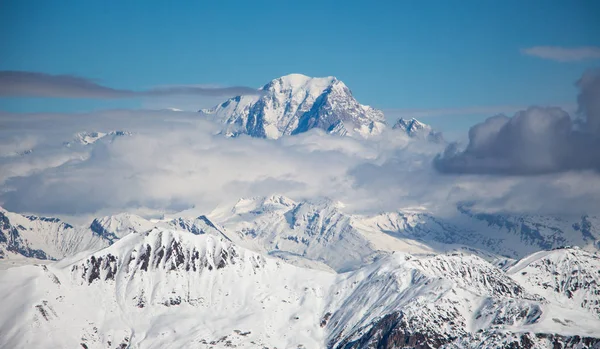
[2,196,600,348]
[1,227,599,348]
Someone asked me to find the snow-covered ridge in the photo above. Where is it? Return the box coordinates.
[1,227,598,348]
[3,195,599,272]
[0,208,228,263]
[212,195,391,272]
[0,206,111,261]
[508,247,600,318]
[210,195,600,271]
[200,73,387,139]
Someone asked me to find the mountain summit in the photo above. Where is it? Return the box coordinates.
[393,117,444,142]
[200,74,386,139]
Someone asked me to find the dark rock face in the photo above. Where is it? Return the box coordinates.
[89,219,120,243]
[330,312,452,349]
[330,311,600,349]
[573,215,596,242]
[71,233,257,286]
[72,254,118,284]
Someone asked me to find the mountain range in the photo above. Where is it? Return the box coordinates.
[1,224,599,348]
[1,74,599,348]
[200,73,436,140]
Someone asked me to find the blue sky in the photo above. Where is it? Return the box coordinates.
[1,0,599,134]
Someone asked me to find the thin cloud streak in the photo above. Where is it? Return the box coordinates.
[521,46,600,62]
[384,104,576,119]
[0,71,262,99]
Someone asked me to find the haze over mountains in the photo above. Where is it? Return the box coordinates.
[1,74,599,348]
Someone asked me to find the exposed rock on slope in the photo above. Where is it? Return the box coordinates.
[0,229,598,348]
[200,74,386,139]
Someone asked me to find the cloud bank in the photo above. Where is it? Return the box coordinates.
[435,70,600,175]
[0,71,262,99]
[1,105,599,221]
[521,46,600,62]
[1,70,599,221]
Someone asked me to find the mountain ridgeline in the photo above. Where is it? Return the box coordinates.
[200,73,438,140]
[1,74,599,348]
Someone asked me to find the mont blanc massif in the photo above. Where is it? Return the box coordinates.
[1,74,599,349]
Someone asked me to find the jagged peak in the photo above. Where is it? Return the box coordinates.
[393,117,444,142]
[90,213,154,242]
[199,73,384,139]
[393,117,430,131]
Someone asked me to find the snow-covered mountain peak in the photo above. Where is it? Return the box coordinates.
[1,209,110,260]
[262,73,340,94]
[393,117,443,142]
[89,213,154,243]
[394,117,429,132]
[3,217,600,347]
[200,74,386,139]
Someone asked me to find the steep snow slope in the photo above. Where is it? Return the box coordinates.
[457,204,600,252]
[325,252,600,348]
[209,195,396,272]
[0,229,598,349]
[359,205,600,260]
[0,208,229,264]
[210,195,600,272]
[0,207,110,260]
[0,229,336,349]
[200,74,386,139]
[90,213,156,243]
[3,198,597,272]
[508,248,600,318]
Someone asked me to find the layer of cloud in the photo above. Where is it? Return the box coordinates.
[521,46,600,62]
[435,70,600,175]
[1,107,599,221]
[0,71,261,99]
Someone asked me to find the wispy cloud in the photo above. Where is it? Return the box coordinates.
[521,46,600,62]
[384,104,576,120]
[0,71,262,99]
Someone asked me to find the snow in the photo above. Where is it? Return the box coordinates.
[1,228,598,348]
[0,207,111,260]
[62,130,133,147]
[2,196,600,347]
[199,74,387,139]
[393,117,444,142]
